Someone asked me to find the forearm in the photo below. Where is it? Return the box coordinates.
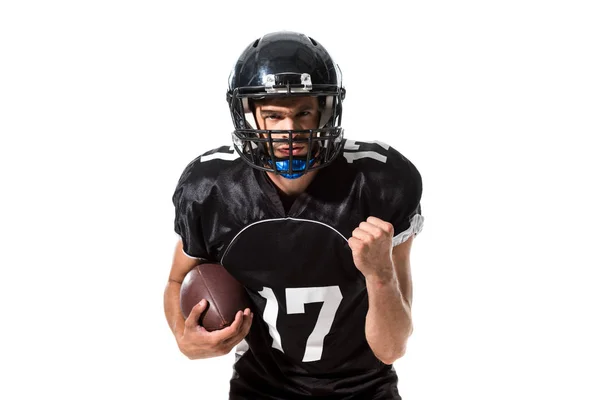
[364,275,413,365]
[164,281,186,340]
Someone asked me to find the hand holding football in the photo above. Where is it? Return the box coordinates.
[180,263,252,332]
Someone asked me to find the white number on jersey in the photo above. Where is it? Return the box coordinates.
[258,285,343,362]
[342,140,389,163]
[200,146,240,162]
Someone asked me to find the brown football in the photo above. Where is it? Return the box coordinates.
[180,263,251,332]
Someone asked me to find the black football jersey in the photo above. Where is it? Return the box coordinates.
[173,139,424,400]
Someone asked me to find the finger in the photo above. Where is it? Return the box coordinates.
[347,236,364,252]
[240,308,254,335]
[185,299,208,329]
[360,220,391,239]
[227,310,245,333]
[231,308,253,337]
[224,309,254,346]
[366,216,394,234]
[209,310,244,341]
[358,221,380,236]
[352,227,373,242]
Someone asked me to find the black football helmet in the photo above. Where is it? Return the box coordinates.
[226,31,346,178]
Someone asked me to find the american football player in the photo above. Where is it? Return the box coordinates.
[164,31,424,400]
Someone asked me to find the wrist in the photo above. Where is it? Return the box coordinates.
[364,271,398,288]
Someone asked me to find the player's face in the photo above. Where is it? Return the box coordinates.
[254,96,320,158]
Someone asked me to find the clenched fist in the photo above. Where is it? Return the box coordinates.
[348,216,395,282]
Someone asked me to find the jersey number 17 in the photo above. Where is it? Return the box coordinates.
[258,285,343,362]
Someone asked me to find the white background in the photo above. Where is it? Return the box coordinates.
[1,1,599,399]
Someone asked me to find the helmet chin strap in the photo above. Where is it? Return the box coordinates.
[270,158,316,179]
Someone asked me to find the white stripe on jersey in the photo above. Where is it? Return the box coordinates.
[221,218,348,264]
[392,213,424,246]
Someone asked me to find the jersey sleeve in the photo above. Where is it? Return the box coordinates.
[172,157,210,260]
[385,147,424,247]
[391,202,424,246]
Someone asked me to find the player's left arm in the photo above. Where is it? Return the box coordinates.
[349,216,415,365]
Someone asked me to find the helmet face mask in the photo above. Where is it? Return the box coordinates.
[226,32,346,178]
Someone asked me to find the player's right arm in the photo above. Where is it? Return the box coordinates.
[163,239,253,359]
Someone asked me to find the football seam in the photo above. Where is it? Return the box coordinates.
[196,266,227,327]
